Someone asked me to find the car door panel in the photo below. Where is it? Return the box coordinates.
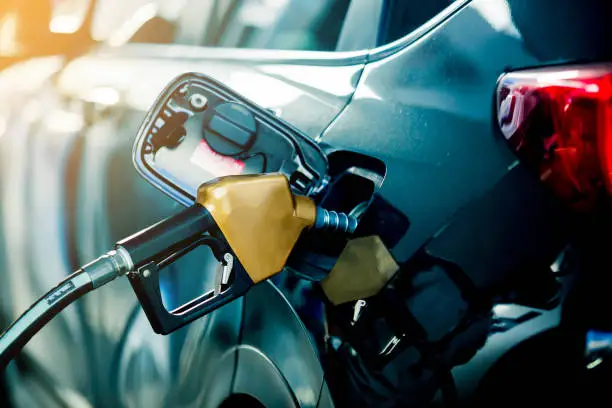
[237,282,326,408]
[112,294,243,408]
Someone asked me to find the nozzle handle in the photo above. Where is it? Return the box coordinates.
[118,204,253,335]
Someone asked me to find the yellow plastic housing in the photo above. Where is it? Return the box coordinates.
[197,174,316,283]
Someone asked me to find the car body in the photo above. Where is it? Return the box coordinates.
[1,0,611,406]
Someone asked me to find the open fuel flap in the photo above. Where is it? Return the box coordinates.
[133,72,329,206]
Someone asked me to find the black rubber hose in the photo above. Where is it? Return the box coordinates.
[0,204,215,369]
[0,248,132,369]
[0,270,93,369]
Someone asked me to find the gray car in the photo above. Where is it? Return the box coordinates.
[1,0,611,406]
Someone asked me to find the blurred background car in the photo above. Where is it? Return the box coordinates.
[1,0,611,407]
[0,0,94,70]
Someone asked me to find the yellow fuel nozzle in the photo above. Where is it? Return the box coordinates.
[196,173,317,283]
[0,173,361,357]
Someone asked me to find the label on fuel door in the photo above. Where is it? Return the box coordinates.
[190,139,245,176]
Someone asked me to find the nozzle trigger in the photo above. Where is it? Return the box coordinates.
[214,253,234,295]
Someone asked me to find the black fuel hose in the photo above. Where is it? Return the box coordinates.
[0,201,351,368]
[0,249,132,368]
[0,204,213,369]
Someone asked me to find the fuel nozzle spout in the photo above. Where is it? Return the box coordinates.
[314,207,359,234]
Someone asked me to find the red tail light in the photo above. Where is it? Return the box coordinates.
[496,63,612,211]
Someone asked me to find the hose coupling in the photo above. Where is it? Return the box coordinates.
[314,207,359,234]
